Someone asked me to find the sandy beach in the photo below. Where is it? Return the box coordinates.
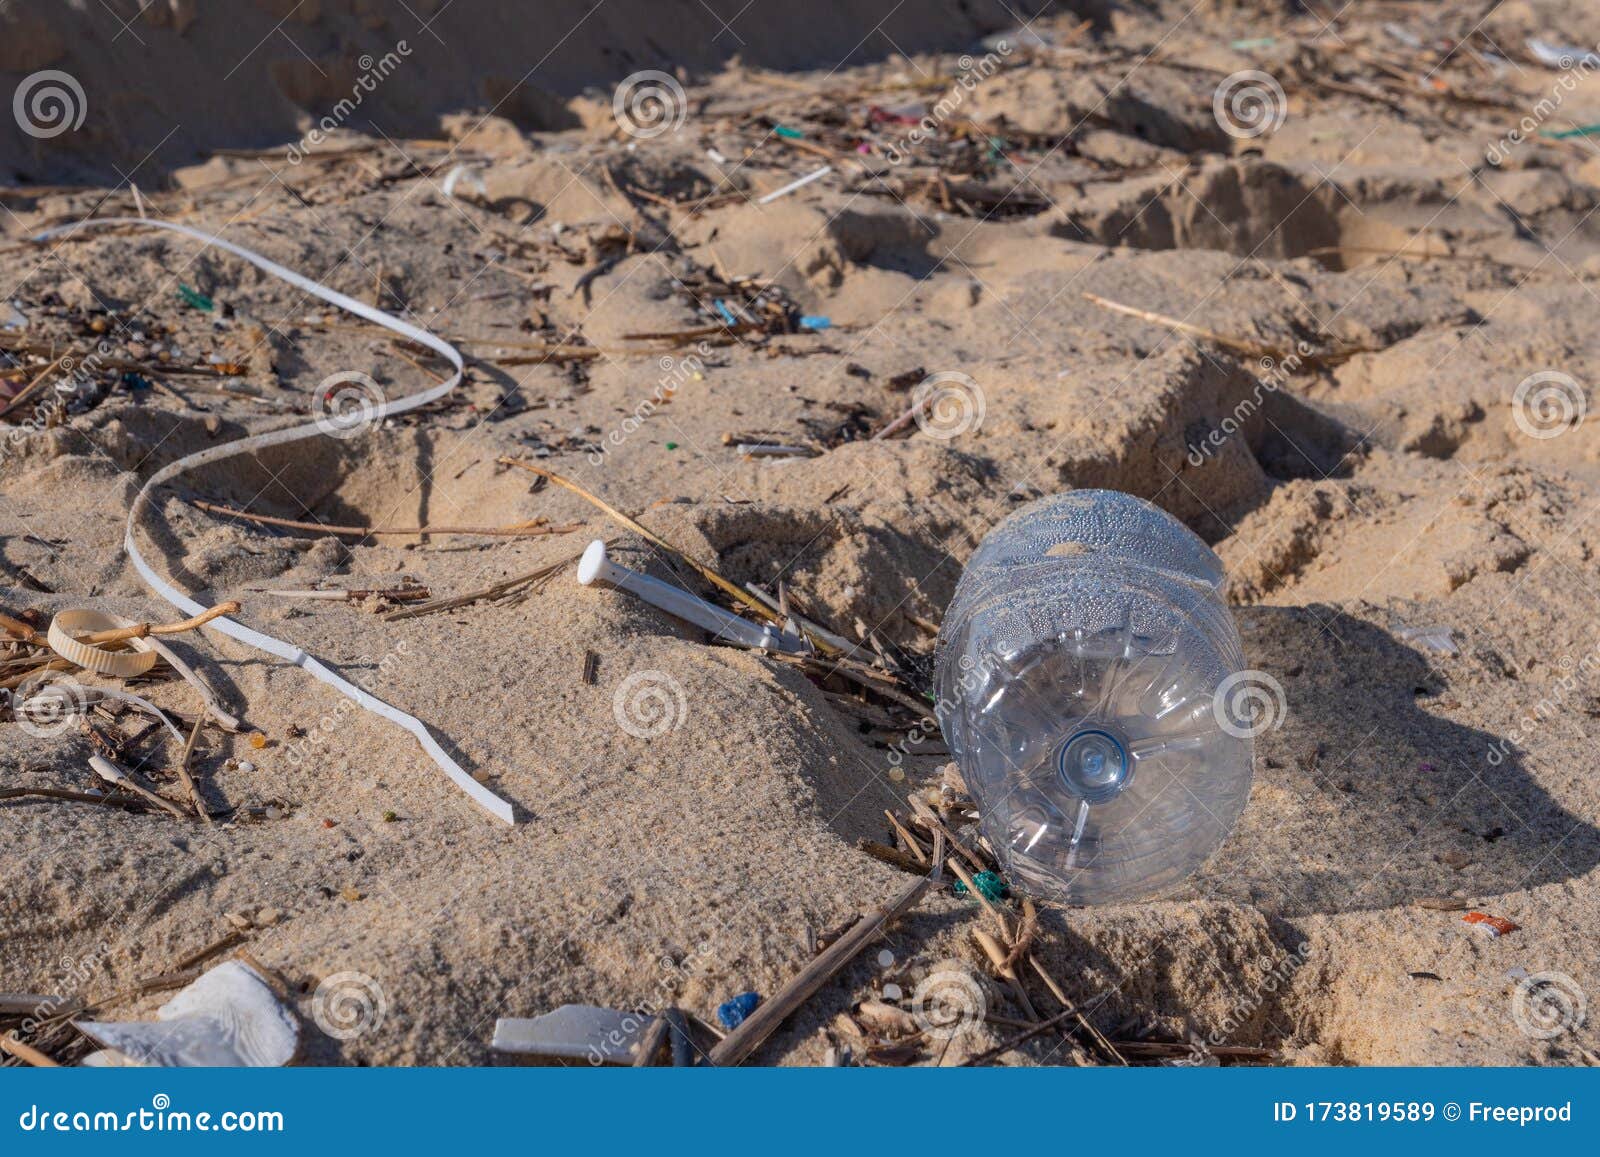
[3,0,1599,1067]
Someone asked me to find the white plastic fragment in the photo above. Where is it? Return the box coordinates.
[440,164,488,201]
[73,961,298,1067]
[1395,624,1458,656]
[31,217,513,824]
[577,539,807,653]
[757,164,832,204]
[491,1005,647,1064]
[1528,38,1599,69]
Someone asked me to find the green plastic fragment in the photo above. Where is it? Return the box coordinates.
[178,284,214,312]
[953,870,1007,902]
[1543,122,1600,140]
[774,125,804,140]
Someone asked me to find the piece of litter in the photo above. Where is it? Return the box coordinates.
[73,961,297,1067]
[737,442,816,459]
[717,991,761,1030]
[1463,911,1520,938]
[799,315,831,330]
[1527,38,1599,69]
[576,539,807,653]
[492,1005,647,1064]
[712,299,738,326]
[1395,624,1457,655]
[32,218,514,826]
[758,165,831,205]
[1381,23,1421,49]
[440,164,489,201]
[1408,971,1443,982]
[177,284,214,312]
[953,869,1007,902]
[0,301,26,330]
[1543,122,1600,140]
[774,125,804,139]
[979,26,1048,51]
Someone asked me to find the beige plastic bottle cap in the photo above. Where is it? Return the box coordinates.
[47,610,160,678]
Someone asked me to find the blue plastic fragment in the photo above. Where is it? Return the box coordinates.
[712,299,738,326]
[799,315,831,330]
[716,991,761,1030]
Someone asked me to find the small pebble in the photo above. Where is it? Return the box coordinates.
[223,911,253,931]
[238,760,256,773]
[249,732,268,749]
[256,908,281,927]
[341,886,363,902]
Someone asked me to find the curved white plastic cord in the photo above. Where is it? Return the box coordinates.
[32,217,515,824]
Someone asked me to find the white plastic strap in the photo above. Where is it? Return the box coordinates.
[32,217,515,824]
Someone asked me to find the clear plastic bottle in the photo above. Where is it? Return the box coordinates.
[935,490,1253,905]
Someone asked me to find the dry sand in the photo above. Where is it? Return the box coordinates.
[3,1,1600,1066]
